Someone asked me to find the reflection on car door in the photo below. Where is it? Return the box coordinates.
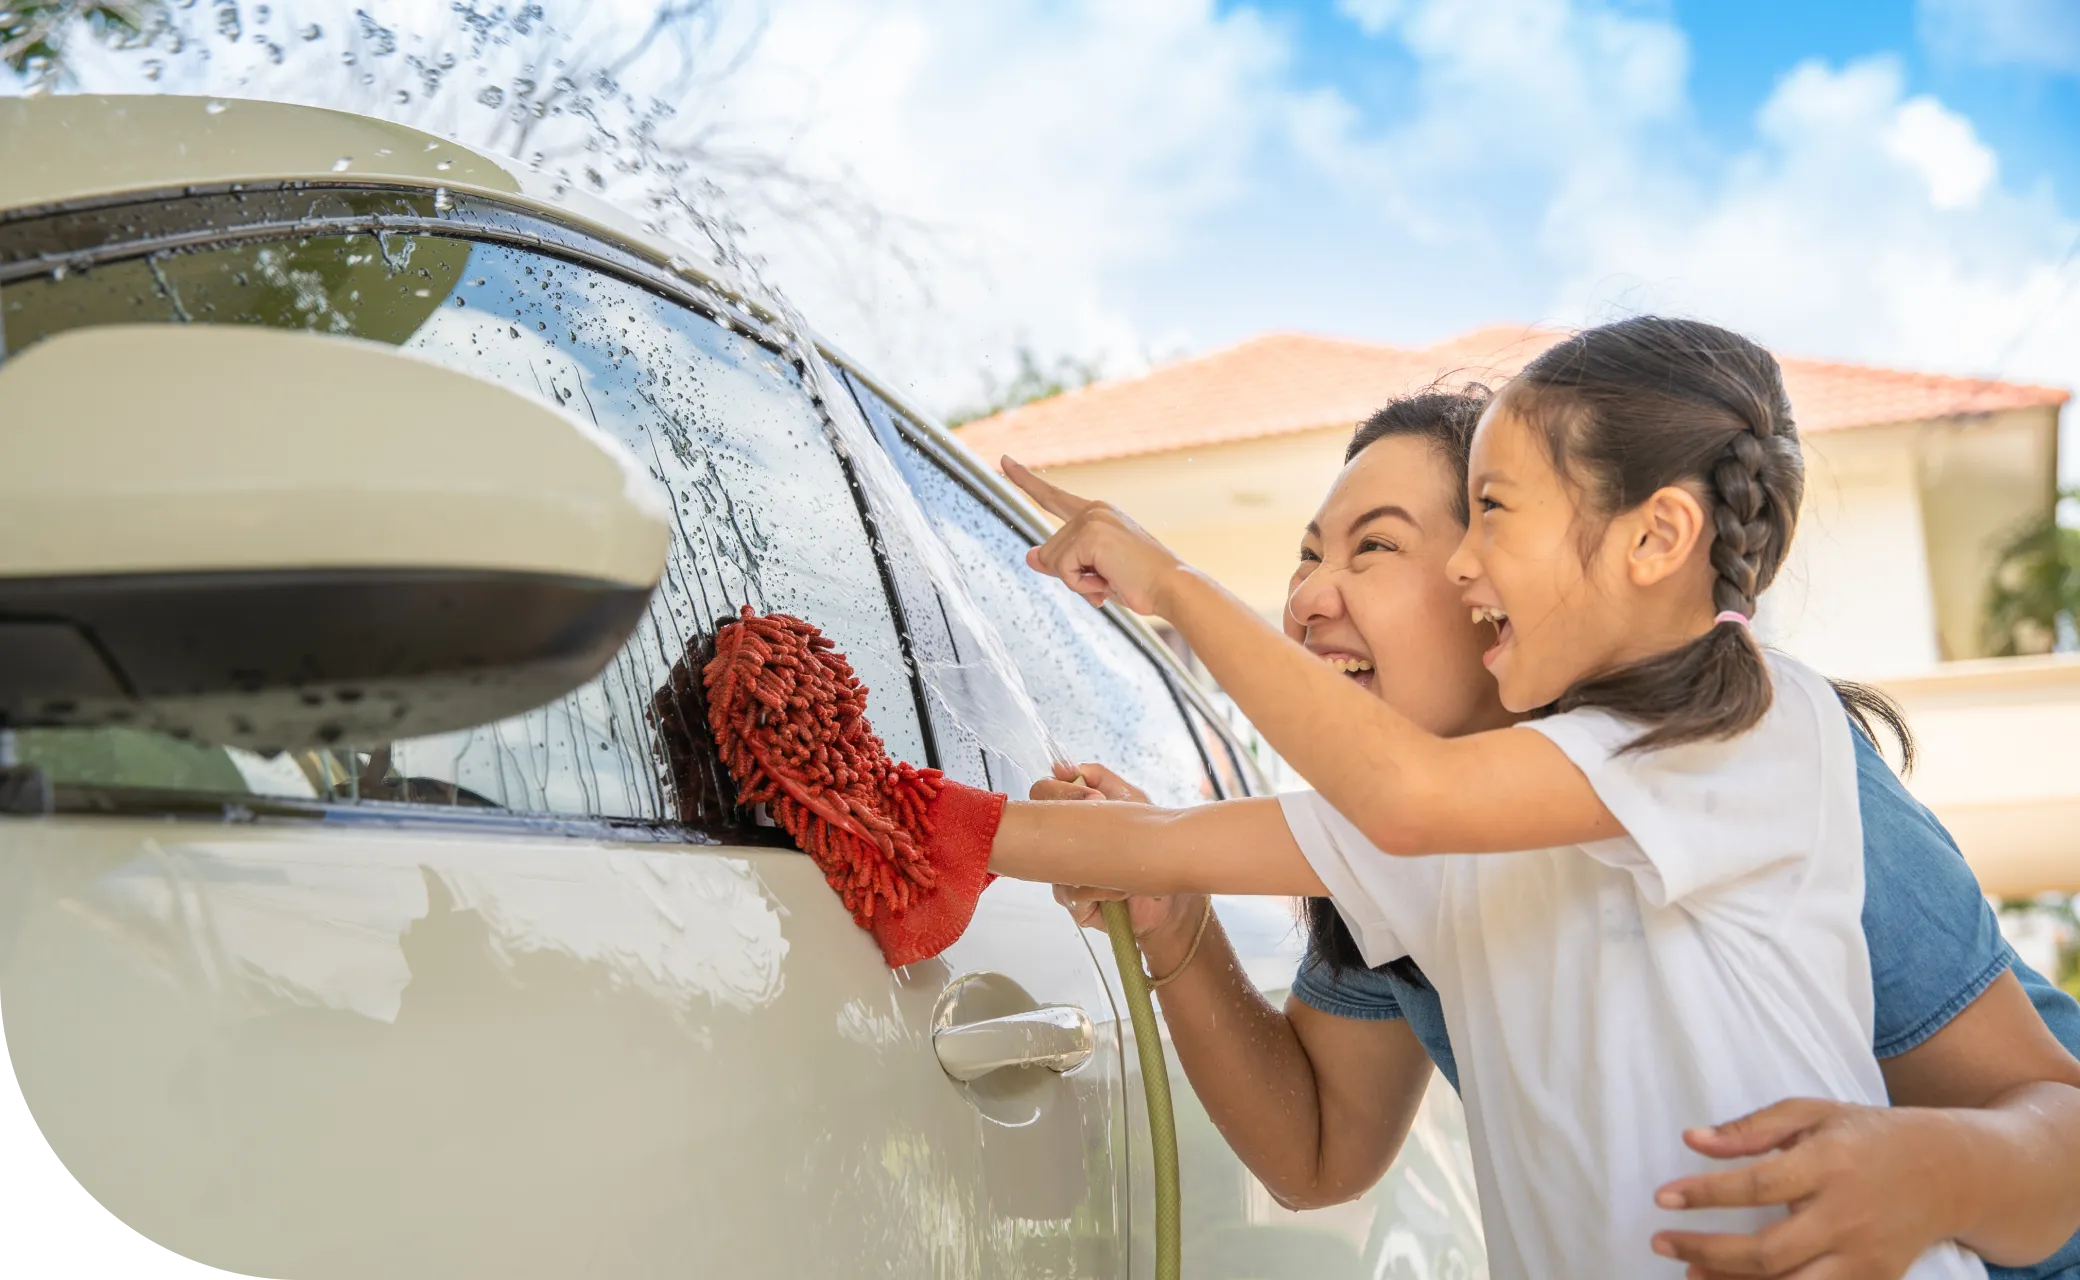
[0,194,1122,1278]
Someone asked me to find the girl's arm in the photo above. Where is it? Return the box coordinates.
[1161,565,1620,854]
[1004,460,1621,854]
[1654,970,2080,1272]
[988,796,1330,896]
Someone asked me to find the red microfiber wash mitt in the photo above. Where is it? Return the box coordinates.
[698,606,1006,968]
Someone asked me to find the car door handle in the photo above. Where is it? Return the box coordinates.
[932,1004,1096,1082]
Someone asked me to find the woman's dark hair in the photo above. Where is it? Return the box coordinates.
[1302,346,1911,978]
[1343,383,1492,519]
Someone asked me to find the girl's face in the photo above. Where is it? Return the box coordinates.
[1445,401,1710,712]
[1285,435,1513,739]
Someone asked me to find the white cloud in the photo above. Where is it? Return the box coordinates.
[1337,0,1406,38]
[709,0,1307,411]
[1920,0,2080,74]
[1546,54,2079,407]
[1884,96,1998,211]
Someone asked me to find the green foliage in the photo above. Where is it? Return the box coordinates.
[3,1,152,83]
[1997,898,2080,1003]
[948,345,1104,428]
[1985,486,2080,657]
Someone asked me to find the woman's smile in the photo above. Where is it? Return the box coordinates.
[1311,647,1377,690]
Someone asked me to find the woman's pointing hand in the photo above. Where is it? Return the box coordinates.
[1003,456,1190,616]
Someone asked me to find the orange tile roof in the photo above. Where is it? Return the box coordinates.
[957,326,2070,470]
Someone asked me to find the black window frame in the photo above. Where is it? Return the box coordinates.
[0,184,946,837]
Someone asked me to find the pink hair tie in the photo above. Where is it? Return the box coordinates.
[1714,610,1750,628]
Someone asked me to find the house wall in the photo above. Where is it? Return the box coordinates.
[1761,423,1944,677]
[1877,653,2080,896]
[1761,408,2058,676]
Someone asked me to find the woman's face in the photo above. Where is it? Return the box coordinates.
[1286,434,1514,739]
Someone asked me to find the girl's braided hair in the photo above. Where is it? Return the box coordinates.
[1506,316,1909,758]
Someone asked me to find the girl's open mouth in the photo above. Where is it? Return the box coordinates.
[1472,606,1512,668]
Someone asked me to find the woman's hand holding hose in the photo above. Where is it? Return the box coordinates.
[1032,762,1213,980]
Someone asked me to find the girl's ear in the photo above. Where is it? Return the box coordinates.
[1623,485,1709,588]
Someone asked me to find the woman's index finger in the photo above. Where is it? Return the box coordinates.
[1002,456,1091,520]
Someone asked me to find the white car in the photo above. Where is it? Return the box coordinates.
[0,93,1484,1278]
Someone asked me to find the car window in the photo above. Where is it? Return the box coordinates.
[0,207,925,826]
[847,391,1214,807]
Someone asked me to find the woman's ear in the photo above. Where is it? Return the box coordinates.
[1623,485,1708,588]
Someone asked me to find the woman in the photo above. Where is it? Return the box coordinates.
[1041,387,2080,1279]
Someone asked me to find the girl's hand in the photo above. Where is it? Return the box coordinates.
[1003,457,1187,616]
[1030,762,1211,957]
[1650,1098,1965,1278]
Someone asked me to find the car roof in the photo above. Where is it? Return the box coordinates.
[0,94,776,325]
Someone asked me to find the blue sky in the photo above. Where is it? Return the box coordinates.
[1091,0,2080,374]
[1287,0,2079,202]
[1675,0,2078,197]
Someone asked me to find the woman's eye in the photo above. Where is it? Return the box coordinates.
[1357,537,1398,555]
[1478,496,1502,514]
[1297,547,1321,564]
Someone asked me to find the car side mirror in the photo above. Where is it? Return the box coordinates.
[0,324,670,749]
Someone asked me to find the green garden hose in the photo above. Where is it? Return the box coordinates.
[1101,899,1181,1280]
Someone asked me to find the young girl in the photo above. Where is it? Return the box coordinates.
[980,317,1985,1278]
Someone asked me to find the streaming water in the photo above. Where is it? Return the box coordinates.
[9,0,1072,788]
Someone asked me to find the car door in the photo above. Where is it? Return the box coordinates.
[0,189,1122,1278]
[846,377,1489,1280]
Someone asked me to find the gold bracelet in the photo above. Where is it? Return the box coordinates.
[1145,898,1215,991]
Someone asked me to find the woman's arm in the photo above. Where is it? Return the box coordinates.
[1653,970,2080,1274]
[1041,766,1434,1208]
[1063,884,1434,1207]
[1004,460,1620,855]
[988,795,1330,896]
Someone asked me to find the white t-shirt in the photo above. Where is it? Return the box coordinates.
[1281,653,1983,1280]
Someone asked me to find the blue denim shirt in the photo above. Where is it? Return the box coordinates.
[1292,725,2080,1279]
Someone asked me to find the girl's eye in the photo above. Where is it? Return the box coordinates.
[1478,496,1503,514]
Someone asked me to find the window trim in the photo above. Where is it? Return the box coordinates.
[0,191,947,829]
